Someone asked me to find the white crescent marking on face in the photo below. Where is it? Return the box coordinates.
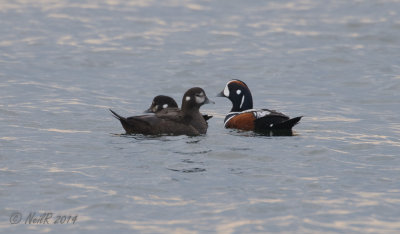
[185,96,191,101]
[223,85,230,97]
[162,104,168,108]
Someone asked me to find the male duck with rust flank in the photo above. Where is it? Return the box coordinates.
[110,87,213,136]
[217,80,302,133]
[144,95,213,121]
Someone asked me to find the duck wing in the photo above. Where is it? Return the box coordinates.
[111,108,204,135]
[253,109,301,130]
[128,114,200,135]
[155,108,191,124]
[272,116,302,129]
[137,109,201,135]
[157,108,209,134]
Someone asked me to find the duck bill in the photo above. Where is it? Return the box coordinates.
[204,96,215,104]
[216,90,225,97]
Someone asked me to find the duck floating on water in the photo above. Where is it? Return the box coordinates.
[110,87,213,136]
[217,79,302,133]
[144,95,212,121]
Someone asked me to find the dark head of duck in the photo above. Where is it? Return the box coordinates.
[217,79,253,112]
[181,87,213,111]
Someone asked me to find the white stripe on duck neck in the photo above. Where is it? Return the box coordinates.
[239,95,245,109]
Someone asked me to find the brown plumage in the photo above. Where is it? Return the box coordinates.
[144,95,213,121]
[110,87,213,136]
[224,112,255,130]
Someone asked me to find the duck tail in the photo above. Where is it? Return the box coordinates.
[202,114,213,121]
[274,116,302,129]
[110,109,135,133]
[109,109,125,121]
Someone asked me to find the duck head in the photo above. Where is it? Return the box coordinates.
[181,87,214,111]
[144,95,178,113]
[217,79,253,112]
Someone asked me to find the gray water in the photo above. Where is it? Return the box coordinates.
[1,0,400,233]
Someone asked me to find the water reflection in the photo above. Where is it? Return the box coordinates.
[227,128,297,137]
[167,168,206,173]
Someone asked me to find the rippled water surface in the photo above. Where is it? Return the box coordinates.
[1,0,400,233]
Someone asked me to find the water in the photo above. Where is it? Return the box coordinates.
[1,0,400,233]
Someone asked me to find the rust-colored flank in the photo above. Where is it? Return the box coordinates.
[225,112,255,130]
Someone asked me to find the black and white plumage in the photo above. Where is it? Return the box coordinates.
[217,79,302,133]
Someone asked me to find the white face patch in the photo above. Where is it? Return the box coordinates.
[195,96,205,104]
[223,85,230,97]
[162,104,168,109]
[236,89,241,95]
[152,105,158,112]
[185,96,191,101]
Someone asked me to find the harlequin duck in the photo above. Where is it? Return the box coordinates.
[144,95,178,113]
[110,87,213,136]
[144,95,213,121]
[217,79,302,132]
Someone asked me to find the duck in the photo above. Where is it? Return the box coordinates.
[110,87,213,136]
[144,95,213,121]
[217,79,302,133]
[144,95,178,113]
